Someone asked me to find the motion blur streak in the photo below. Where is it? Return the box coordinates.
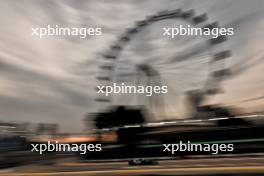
[0,0,264,175]
[1,164,264,175]
[0,0,263,132]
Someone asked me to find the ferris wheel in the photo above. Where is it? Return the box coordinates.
[95,8,231,121]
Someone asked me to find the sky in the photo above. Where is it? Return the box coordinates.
[0,0,263,133]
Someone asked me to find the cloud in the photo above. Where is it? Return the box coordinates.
[0,0,263,132]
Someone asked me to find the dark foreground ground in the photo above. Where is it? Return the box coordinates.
[1,154,264,176]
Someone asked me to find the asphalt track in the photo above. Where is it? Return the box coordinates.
[1,155,264,176]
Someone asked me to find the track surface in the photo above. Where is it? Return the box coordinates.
[1,155,264,176]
